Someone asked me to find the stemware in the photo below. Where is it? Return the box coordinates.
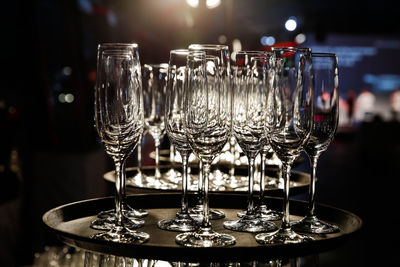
[92,50,149,243]
[232,51,282,221]
[223,52,278,233]
[255,47,314,244]
[91,43,148,231]
[186,44,230,220]
[291,53,340,234]
[142,63,169,182]
[175,51,236,247]
[157,49,199,232]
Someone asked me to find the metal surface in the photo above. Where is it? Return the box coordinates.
[43,193,362,262]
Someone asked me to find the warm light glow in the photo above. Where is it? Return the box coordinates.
[218,34,227,44]
[206,0,221,9]
[186,0,199,8]
[295,33,306,44]
[285,17,297,31]
[232,38,242,52]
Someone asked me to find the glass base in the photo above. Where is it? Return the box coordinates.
[157,212,199,232]
[91,227,149,244]
[256,205,283,221]
[175,228,236,247]
[223,214,278,233]
[90,215,144,231]
[97,206,148,219]
[291,215,340,234]
[255,227,313,244]
[189,205,225,220]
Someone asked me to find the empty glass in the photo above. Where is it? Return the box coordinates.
[143,63,169,182]
[255,47,314,244]
[292,53,340,234]
[92,49,149,243]
[157,49,199,232]
[223,52,278,233]
[175,52,236,247]
[91,43,148,232]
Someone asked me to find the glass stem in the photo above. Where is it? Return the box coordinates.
[180,151,191,214]
[201,162,211,229]
[259,150,267,205]
[229,136,236,178]
[155,137,161,179]
[197,160,204,206]
[247,156,256,215]
[307,155,319,217]
[281,162,292,230]
[137,136,142,170]
[114,159,126,227]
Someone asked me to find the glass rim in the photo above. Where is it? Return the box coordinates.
[188,44,229,50]
[271,46,311,52]
[98,43,138,48]
[170,49,189,55]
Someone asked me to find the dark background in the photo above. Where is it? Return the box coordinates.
[1,0,400,266]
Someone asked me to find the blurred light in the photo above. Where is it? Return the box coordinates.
[63,66,72,76]
[295,33,306,44]
[206,0,221,9]
[58,93,66,103]
[65,94,74,103]
[232,38,242,52]
[261,36,275,46]
[218,34,227,44]
[186,0,199,8]
[185,13,194,27]
[230,51,237,61]
[285,17,297,31]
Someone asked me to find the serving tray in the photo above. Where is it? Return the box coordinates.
[43,193,362,262]
[104,166,310,196]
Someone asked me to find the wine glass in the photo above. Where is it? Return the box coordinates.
[291,53,340,234]
[92,50,149,243]
[255,47,314,244]
[223,52,277,233]
[142,63,168,182]
[91,43,148,232]
[175,52,235,247]
[157,49,199,232]
[187,44,230,220]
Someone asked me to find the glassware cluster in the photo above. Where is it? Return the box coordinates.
[92,43,340,246]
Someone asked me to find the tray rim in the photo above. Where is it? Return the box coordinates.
[43,193,363,262]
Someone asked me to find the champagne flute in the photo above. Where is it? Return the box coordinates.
[255,47,314,244]
[142,63,168,182]
[91,44,147,231]
[175,52,236,247]
[187,44,230,220]
[92,50,149,243]
[157,49,199,232]
[291,53,340,234]
[223,52,277,232]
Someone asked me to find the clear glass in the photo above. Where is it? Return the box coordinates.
[92,49,149,243]
[255,47,314,244]
[291,53,340,234]
[91,43,148,232]
[157,49,199,232]
[175,52,235,247]
[223,52,278,232]
[186,44,230,220]
[143,63,169,182]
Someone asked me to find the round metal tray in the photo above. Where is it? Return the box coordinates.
[103,165,310,196]
[43,193,362,262]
